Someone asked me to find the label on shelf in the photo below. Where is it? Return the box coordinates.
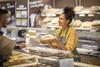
[96,12,100,14]
[88,14,94,16]
[16,19,22,26]
[21,19,28,26]
[79,14,85,17]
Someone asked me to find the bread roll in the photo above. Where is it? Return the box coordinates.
[40,34,56,44]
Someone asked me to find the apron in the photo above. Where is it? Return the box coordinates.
[57,28,80,61]
[57,29,68,46]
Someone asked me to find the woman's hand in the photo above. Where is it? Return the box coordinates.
[57,42,66,50]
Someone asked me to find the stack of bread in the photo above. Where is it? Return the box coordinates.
[71,20,82,27]
[74,6,84,13]
[81,21,92,28]
[4,53,25,66]
[92,20,100,29]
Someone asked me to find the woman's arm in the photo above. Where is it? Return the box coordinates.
[63,30,78,51]
[52,29,78,51]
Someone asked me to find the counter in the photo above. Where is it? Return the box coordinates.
[4,48,100,67]
[74,62,100,67]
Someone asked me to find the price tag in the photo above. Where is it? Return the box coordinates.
[79,14,85,17]
[96,12,100,14]
[88,14,94,16]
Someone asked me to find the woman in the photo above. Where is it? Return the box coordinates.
[51,6,78,51]
[41,6,79,61]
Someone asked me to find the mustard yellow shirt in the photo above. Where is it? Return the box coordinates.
[51,27,78,52]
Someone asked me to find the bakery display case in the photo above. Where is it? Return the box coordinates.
[3,47,74,67]
[77,31,100,65]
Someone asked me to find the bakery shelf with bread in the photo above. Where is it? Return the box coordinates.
[73,5,100,32]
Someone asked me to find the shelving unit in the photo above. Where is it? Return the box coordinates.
[29,0,44,27]
[75,6,100,65]
[77,31,100,65]
[16,1,28,27]
[0,0,16,26]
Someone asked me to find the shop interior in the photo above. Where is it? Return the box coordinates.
[0,0,100,67]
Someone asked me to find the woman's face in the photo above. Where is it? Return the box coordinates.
[58,13,68,28]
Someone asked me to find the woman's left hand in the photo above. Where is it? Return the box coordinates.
[57,42,66,50]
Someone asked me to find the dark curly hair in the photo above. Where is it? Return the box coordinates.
[63,6,75,25]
